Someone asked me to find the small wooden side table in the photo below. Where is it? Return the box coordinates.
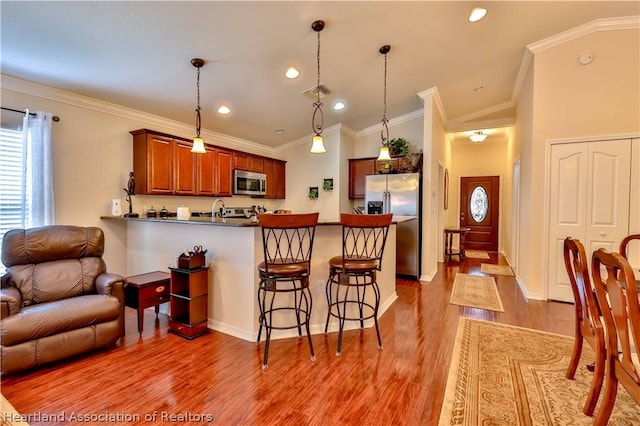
[444,227,471,262]
[125,271,171,335]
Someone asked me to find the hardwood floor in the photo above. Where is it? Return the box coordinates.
[1,253,574,425]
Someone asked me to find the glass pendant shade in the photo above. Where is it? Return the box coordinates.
[310,135,326,154]
[377,145,392,161]
[191,136,206,154]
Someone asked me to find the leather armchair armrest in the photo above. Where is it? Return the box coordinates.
[96,273,126,337]
[1,286,22,319]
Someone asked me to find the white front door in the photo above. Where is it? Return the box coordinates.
[547,139,631,302]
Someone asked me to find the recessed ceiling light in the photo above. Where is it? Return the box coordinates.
[217,105,231,115]
[285,67,300,79]
[274,129,285,134]
[469,7,487,23]
[333,101,345,111]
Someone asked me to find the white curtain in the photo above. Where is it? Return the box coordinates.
[22,109,55,227]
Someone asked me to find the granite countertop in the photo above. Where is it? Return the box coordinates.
[100,215,416,227]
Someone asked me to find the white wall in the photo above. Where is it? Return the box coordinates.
[521,28,640,298]
[279,126,344,222]
[418,88,448,281]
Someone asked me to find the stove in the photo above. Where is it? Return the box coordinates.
[222,207,255,218]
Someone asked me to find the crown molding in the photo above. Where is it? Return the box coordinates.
[1,74,275,156]
[510,15,640,109]
[511,48,534,103]
[527,15,640,54]
[354,108,424,138]
[417,87,447,123]
[275,123,350,154]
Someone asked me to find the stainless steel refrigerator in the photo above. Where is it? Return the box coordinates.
[365,172,421,278]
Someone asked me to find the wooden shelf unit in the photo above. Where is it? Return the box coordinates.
[168,267,209,339]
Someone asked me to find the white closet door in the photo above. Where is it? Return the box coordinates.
[547,139,631,302]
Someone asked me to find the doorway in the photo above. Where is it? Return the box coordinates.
[459,176,500,252]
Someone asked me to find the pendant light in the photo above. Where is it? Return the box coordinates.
[309,20,326,154]
[191,58,207,154]
[377,45,392,161]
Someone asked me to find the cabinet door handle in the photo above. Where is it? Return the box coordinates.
[156,286,165,293]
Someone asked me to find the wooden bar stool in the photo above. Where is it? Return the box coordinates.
[324,213,393,356]
[256,212,319,370]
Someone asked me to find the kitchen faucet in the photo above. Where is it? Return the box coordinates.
[211,199,226,222]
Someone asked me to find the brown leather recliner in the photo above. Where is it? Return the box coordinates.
[0,225,125,375]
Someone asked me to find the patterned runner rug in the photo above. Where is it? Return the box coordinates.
[439,318,640,425]
[463,250,490,259]
[480,263,514,276]
[450,274,504,312]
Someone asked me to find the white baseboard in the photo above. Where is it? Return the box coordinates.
[207,291,399,343]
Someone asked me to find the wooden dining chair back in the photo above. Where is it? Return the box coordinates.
[620,233,640,260]
[256,212,319,370]
[591,248,640,425]
[562,237,605,415]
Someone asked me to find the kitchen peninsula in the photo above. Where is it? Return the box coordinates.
[101,215,399,342]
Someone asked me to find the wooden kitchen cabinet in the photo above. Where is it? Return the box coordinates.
[132,130,174,195]
[348,158,375,199]
[263,159,286,199]
[132,128,282,198]
[196,145,216,196]
[348,157,401,199]
[197,145,233,196]
[233,152,263,173]
[174,140,197,195]
[217,149,233,196]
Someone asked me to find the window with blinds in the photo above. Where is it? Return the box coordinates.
[0,127,31,269]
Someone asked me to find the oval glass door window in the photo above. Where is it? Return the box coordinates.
[470,186,488,222]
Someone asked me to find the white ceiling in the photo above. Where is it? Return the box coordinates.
[2,1,638,148]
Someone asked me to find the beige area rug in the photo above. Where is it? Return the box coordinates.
[439,318,640,425]
[463,250,490,260]
[1,394,29,425]
[450,273,504,312]
[480,263,514,276]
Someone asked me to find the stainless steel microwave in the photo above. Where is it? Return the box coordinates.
[233,170,267,196]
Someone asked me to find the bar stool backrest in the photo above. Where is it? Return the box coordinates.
[340,213,393,271]
[258,212,319,275]
[591,248,640,384]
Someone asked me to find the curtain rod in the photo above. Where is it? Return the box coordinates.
[1,107,60,122]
